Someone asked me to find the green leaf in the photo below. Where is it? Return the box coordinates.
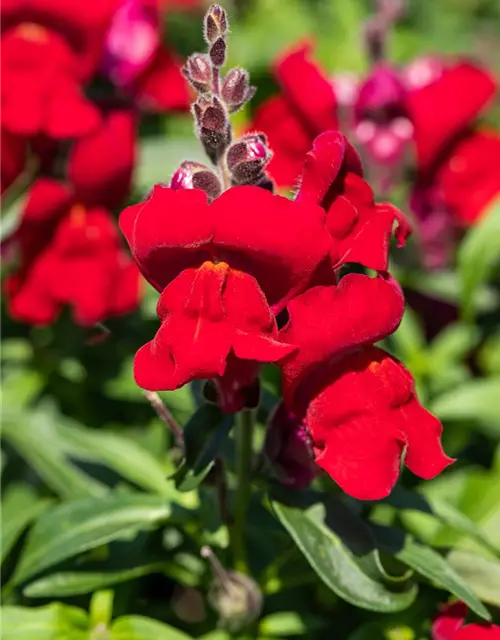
[12,494,171,586]
[458,197,500,320]
[272,501,417,612]
[173,404,233,492]
[1,485,52,564]
[371,525,491,620]
[2,411,106,499]
[24,564,165,598]
[0,604,88,640]
[429,323,480,363]
[259,612,324,636]
[55,421,173,497]
[430,379,500,437]
[448,549,500,607]
[110,615,193,640]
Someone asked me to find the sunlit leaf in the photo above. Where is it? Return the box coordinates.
[0,604,88,640]
[110,615,193,640]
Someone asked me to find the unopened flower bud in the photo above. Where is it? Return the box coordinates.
[193,96,231,163]
[263,402,318,489]
[209,37,226,68]
[226,134,272,185]
[204,4,228,44]
[171,161,221,201]
[183,53,212,93]
[221,68,256,112]
[202,546,262,633]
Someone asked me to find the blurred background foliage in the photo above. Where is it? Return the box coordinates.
[2,0,500,639]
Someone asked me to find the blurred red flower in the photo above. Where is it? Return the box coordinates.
[279,274,453,500]
[0,0,119,138]
[4,109,140,326]
[432,602,500,640]
[120,185,332,411]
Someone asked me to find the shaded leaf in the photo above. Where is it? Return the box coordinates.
[371,525,490,620]
[173,405,233,492]
[1,485,52,564]
[24,564,165,598]
[12,494,171,585]
[272,501,417,612]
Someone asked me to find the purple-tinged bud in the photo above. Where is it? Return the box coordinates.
[264,402,318,489]
[204,4,228,44]
[221,68,256,112]
[193,96,231,163]
[226,134,272,185]
[183,53,212,93]
[171,161,221,201]
[209,37,227,68]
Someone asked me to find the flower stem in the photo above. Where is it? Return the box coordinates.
[231,409,254,574]
[143,390,185,456]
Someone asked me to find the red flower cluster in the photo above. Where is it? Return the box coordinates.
[433,602,500,640]
[250,41,499,227]
[5,111,140,326]
[122,129,452,500]
[0,0,194,194]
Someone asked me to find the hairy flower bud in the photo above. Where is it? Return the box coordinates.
[221,68,256,112]
[209,37,227,68]
[263,402,318,489]
[204,4,228,44]
[193,96,231,162]
[202,547,262,633]
[171,161,221,201]
[183,53,212,93]
[226,134,272,185]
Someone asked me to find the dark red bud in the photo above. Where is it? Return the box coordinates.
[193,96,231,162]
[221,68,256,111]
[209,37,227,67]
[204,4,228,44]
[183,53,212,92]
[226,134,271,185]
[171,161,221,201]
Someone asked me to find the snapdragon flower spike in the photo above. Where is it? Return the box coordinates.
[279,273,453,500]
[120,185,332,411]
[432,602,500,640]
[297,130,411,272]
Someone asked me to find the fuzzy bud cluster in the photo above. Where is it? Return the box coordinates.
[179,4,274,194]
[171,161,221,201]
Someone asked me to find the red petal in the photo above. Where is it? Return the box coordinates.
[305,347,452,500]
[432,602,468,640]
[133,45,190,112]
[436,130,500,226]
[275,41,338,135]
[409,62,496,172]
[46,78,102,139]
[280,274,404,411]
[69,109,136,208]
[120,185,332,311]
[248,95,314,188]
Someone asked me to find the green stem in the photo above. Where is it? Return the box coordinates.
[231,409,254,573]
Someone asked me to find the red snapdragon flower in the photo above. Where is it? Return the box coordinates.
[432,602,500,640]
[250,42,498,227]
[119,185,332,411]
[279,273,453,500]
[101,0,191,111]
[297,130,410,273]
[5,109,140,326]
[0,0,119,138]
